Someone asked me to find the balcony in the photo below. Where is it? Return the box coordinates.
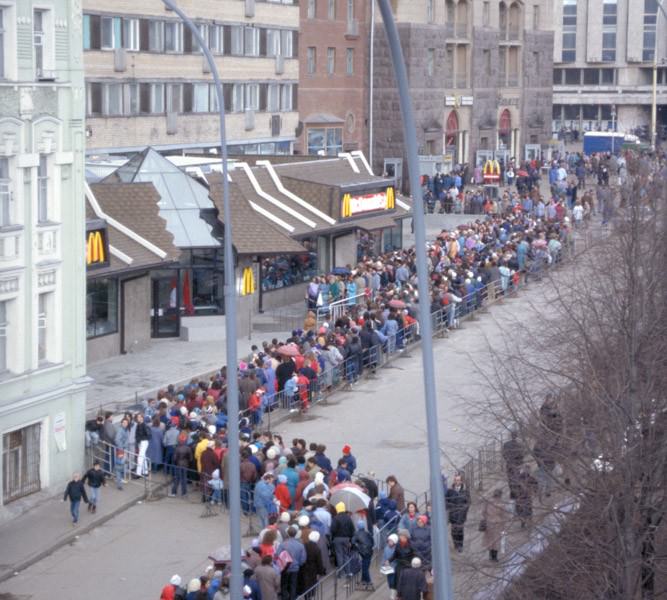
[345,19,359,39]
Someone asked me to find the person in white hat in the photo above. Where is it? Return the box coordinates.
[159,574,183,600]
[396,556,427,600]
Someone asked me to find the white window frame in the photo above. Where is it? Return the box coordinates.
[123,18,140,51]
[151,82,165,114]
[232,83,244,113]
[347,0,355,21]
[280,83,293,111]
[230,25,243,55]
[0,156,12,227]
[267,83,280,112]
[307,46,316,74]
[37,154,49,224]
[193,83,209,113]
[267,29,281,57]
[33,8,54,79]
[245,83,260,111]
[209,24,223,54]
[244,26,260,57]
[105,82,123,116]
[427,0,434,23]
[101,15,122,50]
[281,30,293,58]
[307,0,316,19]
[125,82,140,115]
[148,20,164,52]
[0,300,7,373]
[37,292,48,364]
[327,47,335,75]
[328,0,336,19]
[164,21,182,53]
[166,82,182,113]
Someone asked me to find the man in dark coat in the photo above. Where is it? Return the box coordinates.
[397,557,428,600]
[200,441,220,502]
[298,530,325,594]
[502,430,525,499]
[445,473,471,552]
[170,436,193,497]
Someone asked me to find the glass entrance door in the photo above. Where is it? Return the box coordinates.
[151,276,180,338]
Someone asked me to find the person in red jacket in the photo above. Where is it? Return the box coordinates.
[274,473,292,511]
[160,574,185,600]
[296,372,310,411]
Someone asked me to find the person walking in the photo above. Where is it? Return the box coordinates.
[515,465,538,528]
[134,413,152,477]
[482,488,507,562]
[445,473,471,552]
[83,461,105,513]
[396,556,428,600]
[63,472,89,525]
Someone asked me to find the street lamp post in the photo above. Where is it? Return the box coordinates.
[375,2,454,599]
[160,2,243,599]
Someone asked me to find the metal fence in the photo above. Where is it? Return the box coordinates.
[316,292,368,330]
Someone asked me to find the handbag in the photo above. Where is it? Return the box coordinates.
[478,519,487,532]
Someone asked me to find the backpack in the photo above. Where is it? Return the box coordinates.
[275,549,293,572]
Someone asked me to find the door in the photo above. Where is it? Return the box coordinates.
[383,158,403,191]
[2,424,41,504]
[525,144,541,161]
[151,276,180,338]
[475,150,494,167]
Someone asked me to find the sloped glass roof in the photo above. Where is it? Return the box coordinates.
[112,148,220,248]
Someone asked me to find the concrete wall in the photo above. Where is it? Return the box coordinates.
[261,283,304,312]
[122,276,152,354]
[333,232,357,267]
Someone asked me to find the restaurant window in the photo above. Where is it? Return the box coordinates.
[260,241,318,292]
[87,278,118,338]
[307,127,342,155]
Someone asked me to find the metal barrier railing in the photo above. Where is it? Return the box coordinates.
[316,292,368,330]
[87,439,154,499]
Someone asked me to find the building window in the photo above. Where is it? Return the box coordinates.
[0,8,6,79]
[164,21,182,53]
[37,155,48,224]
[193,83,209,112]
[327,47,335,75]
[125,82,140,114]
[268,83,280,111]
[230,25,243,55]
[87,81,102,115]
[427,48,435,77]
[101,16,121,49]
[267,28,281,57]
[507,47,519,87]
[151,83,165,113]
[346,48,354,75]
[602,0,617,62]
[281,30,293,57]
[106,83,123,115]
[307,46,316,74]
[600,68,615,84]
[643,0,658,62]
[347,0,355,20]
[2,424,42,504]
[307,0,316,19]
[166,83,182,113]
[0,157,11,227]
[483,1,490,26]
[209,24,223,54]
[261,243,318,292]
[33,9,47,78]
[245,83,260,111]
[564,68,581,84]
[280,83,294,111]
[427,0,434,23]
[307,127,343,155]
[483,49,490,77]
[124,18,140,51]
[562,0,577,62]
[533,4,540,29]
[192,23,208,53]
[328,0,336,19]
[37,293,48,363]
[232,83,244,112]
[0,300,6,372]
[149,20,164,52]
[244,27,260,56]
[87,278,118,338]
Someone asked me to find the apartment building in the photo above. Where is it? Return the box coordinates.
[551,0,667,138]
[373,0,554,179]
[0,0,88,517]
[82,0,300,155]
[297,0,370,156]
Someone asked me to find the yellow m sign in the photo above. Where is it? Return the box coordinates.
[241,267,256,296]
[342,193,352,218]
[86,231,106,266]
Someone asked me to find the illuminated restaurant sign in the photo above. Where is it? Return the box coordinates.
[341,186,395,218]
[86,224,110,269]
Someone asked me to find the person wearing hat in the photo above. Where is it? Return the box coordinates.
[339,445,357,475]
[382,533,399,596]
[331,502,355,577]
[274,473,292,512]
[396,557,428,600]
[160,574,185,600]
[276,525,306,600]
[299,529,326,594]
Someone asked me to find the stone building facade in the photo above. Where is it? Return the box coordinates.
[372,0,554,181]
[0,0,88,518]
[551,0,667,139]
[82,0,300,155]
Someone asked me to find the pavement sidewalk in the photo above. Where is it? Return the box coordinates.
[0,479,148,584]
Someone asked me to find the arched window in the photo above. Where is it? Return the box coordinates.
[446,111,459,148]
[508,2,521,39]
[499,2,508,38]
[456,0,468,36]
[499,109,512,133]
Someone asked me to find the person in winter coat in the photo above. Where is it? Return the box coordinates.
[254,472,276,529]
[83,461,105,513]
[445,473,471,552]
[200,441,220,501]
[253,555,280,600]
[515,466,538,528]
[397,557,428,600]
[294,470,310,511]
[382,533,398,592]
[386,475,406,511]
[170,435,193,497]
[393,529,415,593]
[482,488,507,561]
[331,502,355,574]
[134,413,152,476]
[340,445,357,474]
[398,501,420,536]
[276,526,306,600]
[274,474,292,512]
[299,530,326,594]
[410,515,432,570]
[352,521,375,590]
[146,417,164,471]
[160,574,185,600]
[63,472,89,524]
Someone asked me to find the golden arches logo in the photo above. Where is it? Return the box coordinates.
[86,231,106,266]
[342,193,352,218]
[386,187,395,209]
[241,267,255,296]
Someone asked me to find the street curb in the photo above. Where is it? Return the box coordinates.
[0,484,149,585]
